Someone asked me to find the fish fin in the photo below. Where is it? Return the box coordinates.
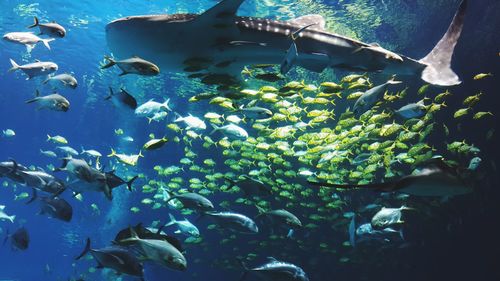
[280,41,298,74]
[109,254,125,265]
[266,257,278,262]
[287,15,326,30]
[101,56,116,69]
[126,176,138,191]
[42,38,55,50]
[27,16,39,28]
[419,0,467,86]
[195,0,245,24]
[25,188,38,205]
[75,238,91,260]
[349,216,356,248]
[107,148,116,157]
[103,184,113,201]
[165,213,177,227]
[26,90,41,104]
[162,98,172,111]
[299,53,330,72]
[8,59,20,72]
[209,123,220,135]
[104,87,113,100]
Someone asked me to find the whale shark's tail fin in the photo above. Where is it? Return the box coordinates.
[419,0,467,87]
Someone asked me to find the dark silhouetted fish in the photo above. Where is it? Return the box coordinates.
[4,227,30,251]
[75,238,144,279]
[309,159,473,197]
[26,189,73,222]
[105,87,138,110]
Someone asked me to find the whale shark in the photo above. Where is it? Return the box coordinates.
[106,0,467,87]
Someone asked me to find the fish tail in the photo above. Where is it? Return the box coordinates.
[164,213,177,227]
[8,59,20,72]
[101,56,116,69]
[126,175,138,191]
[107,148,116,157]
[75,238,91,260]
[26,188,38,205]
[8,215,16,223]
[419,0,467,86]
[46,134,52,141]
[27,16,39,28]
[173,112,183,122]
[162,98,172,111]
[42,38,55,50]
[209,123,220,135]
[104,87,113,100]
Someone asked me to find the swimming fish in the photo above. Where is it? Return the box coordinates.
[101,55,160,76]
[9,59,58,79]
[27,17,66,38]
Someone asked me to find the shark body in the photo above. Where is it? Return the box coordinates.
[106,0,467,87]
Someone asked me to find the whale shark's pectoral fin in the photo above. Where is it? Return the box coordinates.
[299,53,330,72]
[194,0,245,27]
[287,15,326,31]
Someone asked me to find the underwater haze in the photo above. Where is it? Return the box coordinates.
[0,0,499,281]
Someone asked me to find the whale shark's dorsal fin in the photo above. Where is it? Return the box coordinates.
[195,0,245,23]
[287,15,326,30]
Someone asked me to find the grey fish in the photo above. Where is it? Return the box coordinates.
[43,73,77,89]
[9,59,58,79]
[238,106,273,119]
[256,207,302,231]
[76,238,144,278]
[26,91,69,112]
[56,158,111,200]
[106,0,467,86]
[7,159,65,194]
[203,211,258,234]
[225,175,272,197]
[118,229,187,271]
[105,87,137,110]
[352,79,402,116]
[240,257,309,281]
[395,99,427,119]
[165,191,214,212]
[355,222,404,244]
[101,55,160,76]
[371,205,413,229]
[26,189,72,222]
[28,17,66,38]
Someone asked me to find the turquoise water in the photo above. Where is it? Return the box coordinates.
[0,1,499,280]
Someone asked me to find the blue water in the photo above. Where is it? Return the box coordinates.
[0,0,499,280]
